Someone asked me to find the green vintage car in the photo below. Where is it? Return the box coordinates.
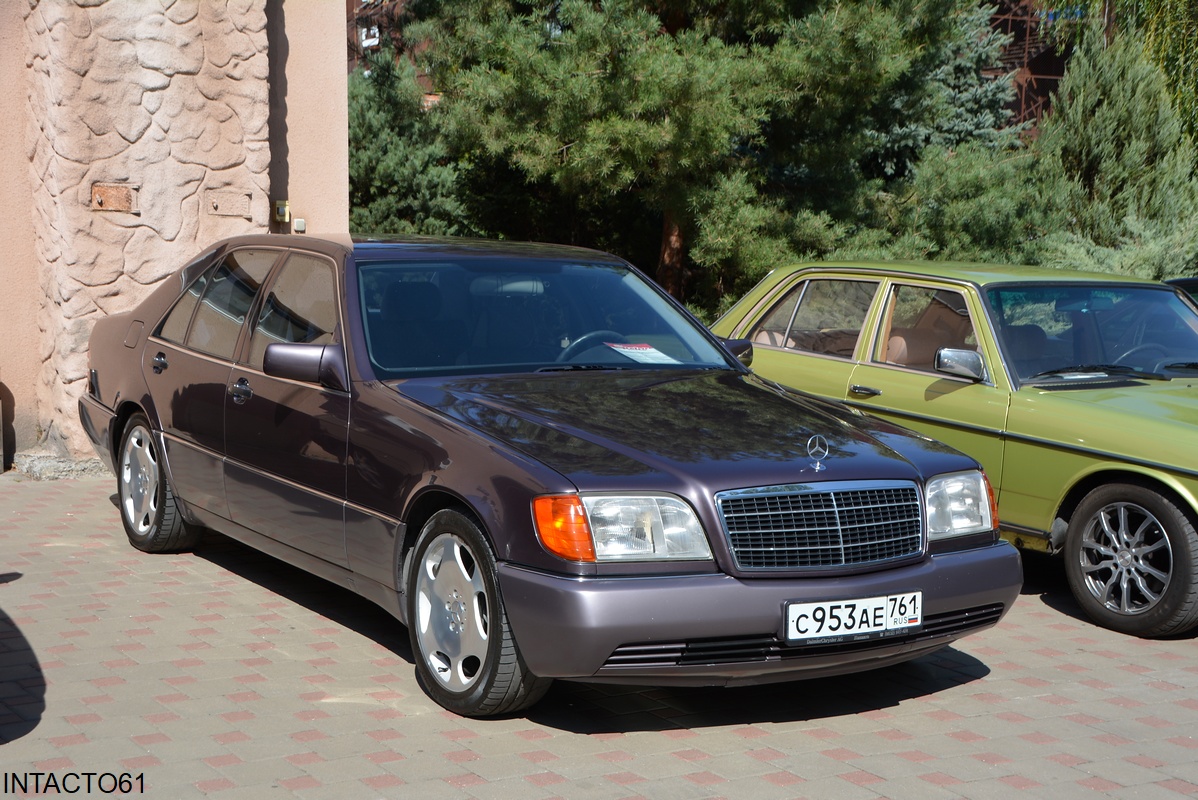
[712,261,1198,637]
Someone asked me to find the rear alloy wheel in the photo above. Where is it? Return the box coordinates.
[117,414,201,553]
[406,509,550,716]
[1065,483,1198,637]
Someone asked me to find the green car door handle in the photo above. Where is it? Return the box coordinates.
[850,384,882,397]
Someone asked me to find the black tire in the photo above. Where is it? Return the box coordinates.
[405,509,551,716]
[1065,483,1198,637]
[116,414,202,553]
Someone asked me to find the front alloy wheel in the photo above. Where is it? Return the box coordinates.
[405,509,550,716]
[1065,483,1198,637]
[414,531,490,693]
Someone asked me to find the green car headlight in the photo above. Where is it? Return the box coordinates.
[925,470,996,539]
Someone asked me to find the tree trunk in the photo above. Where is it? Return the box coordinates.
[657,208,685,299]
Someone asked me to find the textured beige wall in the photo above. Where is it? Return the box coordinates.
[2,1,349,464]
[271,2,349,237]
[0,3,44,466]
[22,1,273,459]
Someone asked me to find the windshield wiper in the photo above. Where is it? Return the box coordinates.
[1028,364,1167,381]
[1161,362,1198,371]
[536,364,630,372]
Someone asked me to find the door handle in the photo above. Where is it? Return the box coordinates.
[229,378,254,405]
[151,353,169,374]
[849,384,882,397]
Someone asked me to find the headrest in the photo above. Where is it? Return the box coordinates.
[383,281,441,323]
[1003,324,1047,357]
[470,275,545,296]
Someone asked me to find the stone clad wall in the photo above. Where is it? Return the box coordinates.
[22,0,272,459]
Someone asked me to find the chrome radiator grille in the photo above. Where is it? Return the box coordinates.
[715,481,923,570]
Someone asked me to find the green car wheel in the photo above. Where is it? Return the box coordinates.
[1065,483,1198,637]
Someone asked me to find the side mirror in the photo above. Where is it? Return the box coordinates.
[936,348,986,382]
[722,338,754,367]
[263,343,350,392]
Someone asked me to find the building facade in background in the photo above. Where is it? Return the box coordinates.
[0,1,348,472]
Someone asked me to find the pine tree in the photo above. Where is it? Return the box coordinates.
[408,0,987,301]
[926,3,1019,150]
[347,50,473,236]
[1033,27,1198,264]
[1088,0,1198,147]
[410,0,775,298]
[354,1,1040,307]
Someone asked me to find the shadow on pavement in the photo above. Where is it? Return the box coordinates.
[1018,550,1091,624]
[1019,547,1198,641]
[193,533,414,663]
[188,529,993,731]
[0,572,45,744]
[529,645,989,733]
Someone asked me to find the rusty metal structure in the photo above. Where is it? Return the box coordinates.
[989,0,1074,131]
[346,0,408,72]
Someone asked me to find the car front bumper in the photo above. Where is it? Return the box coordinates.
[499,541,1022,684]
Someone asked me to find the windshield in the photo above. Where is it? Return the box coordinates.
[357,257,731,378]
[985,283,1198,382]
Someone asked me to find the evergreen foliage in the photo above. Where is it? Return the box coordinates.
[926,3,1020,150]
[840,142,1048,263]
[346,4,1198,311]
[844,26,1198,280]
[400,0,1002,303]
[1033,27,1198,277]
[410,0,775,299]
[1088,0,1198,146]
[347,50,473,236]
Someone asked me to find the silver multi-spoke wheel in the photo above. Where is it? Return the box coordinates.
[1076,501,1171,616]
[114,414,200,553]
[120,424,161,537]
[414,532,490,693]
[405,509,551,716]
[1066,483,1198,638]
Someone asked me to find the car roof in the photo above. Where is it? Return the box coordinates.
[351,234,628,264]
[198,233,630,266]
[778,260,1165,289]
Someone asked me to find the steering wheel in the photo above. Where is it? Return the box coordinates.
[1113,342,1170,365]
[557,330,627,362]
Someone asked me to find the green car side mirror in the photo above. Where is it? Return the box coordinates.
[936,348,986,382]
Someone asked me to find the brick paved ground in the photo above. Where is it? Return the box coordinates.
[1,472,1197,799]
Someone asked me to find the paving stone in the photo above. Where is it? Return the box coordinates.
[4,474,1198,797]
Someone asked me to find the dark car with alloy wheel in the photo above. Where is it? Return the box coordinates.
[79,235,1021,717]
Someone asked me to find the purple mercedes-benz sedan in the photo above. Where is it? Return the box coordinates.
[79,234,1021,716]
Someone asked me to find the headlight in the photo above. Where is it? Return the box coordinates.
[925,470,996,539]
[533,494,713,562]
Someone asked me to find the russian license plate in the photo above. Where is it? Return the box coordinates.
[785,592,922,644]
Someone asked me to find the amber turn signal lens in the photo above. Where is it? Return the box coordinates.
[984,472,1000,532]
[532,495,596,562]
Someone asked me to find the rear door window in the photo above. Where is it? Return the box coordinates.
[750,278,878,359]
[185,249,279,360]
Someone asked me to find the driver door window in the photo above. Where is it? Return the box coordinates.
[246,253,338,370]
[877,285,978,372]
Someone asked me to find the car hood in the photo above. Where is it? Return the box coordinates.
[394,370,973,491]
[1015,379,1198,469]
